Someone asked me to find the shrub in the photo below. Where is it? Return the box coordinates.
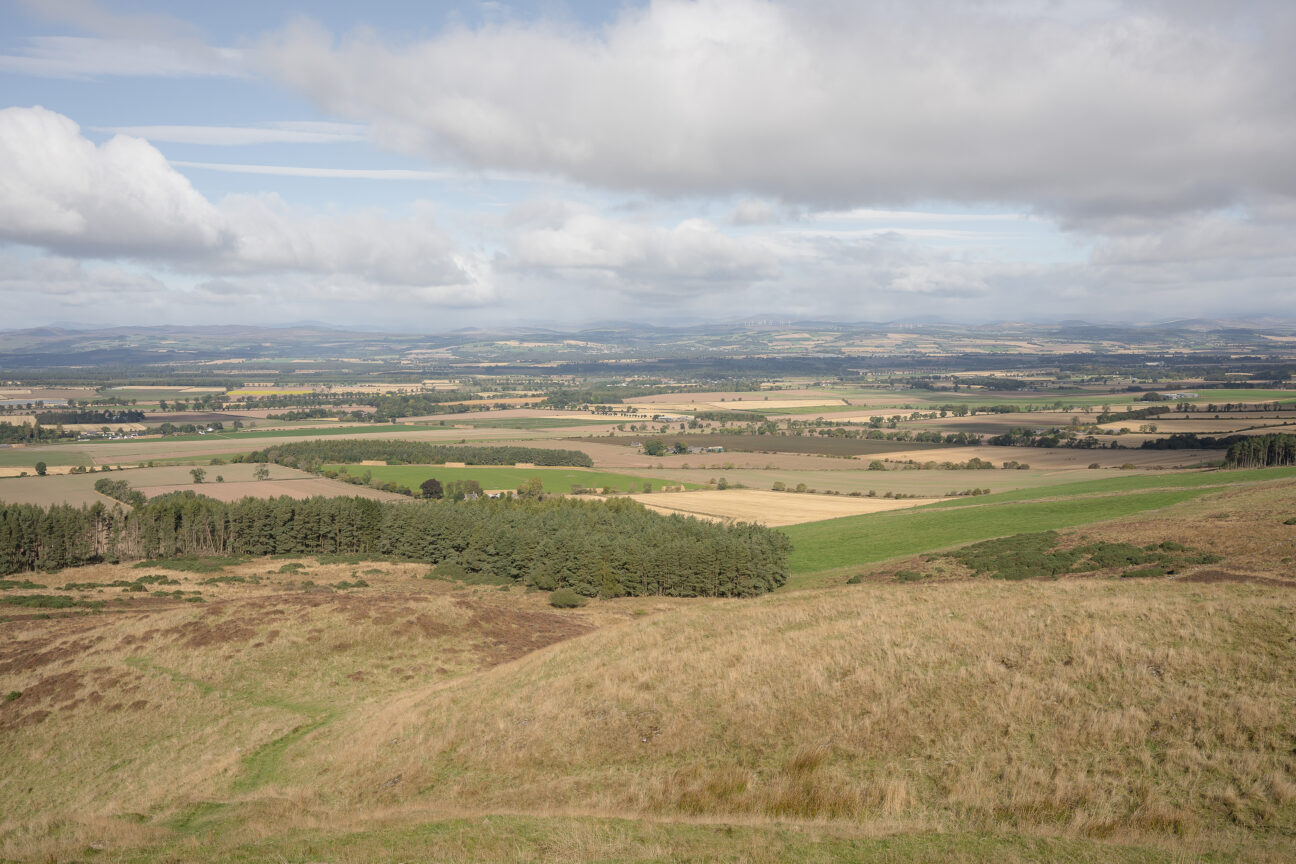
[430,560,469,581]
[549,587,587,608]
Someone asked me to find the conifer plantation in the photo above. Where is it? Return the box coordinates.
[0,493,789,597]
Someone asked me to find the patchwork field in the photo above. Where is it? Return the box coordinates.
[653,466,1157,497]
[575,433,952,458]
[876,444,1220,470]
[323,463,696,494]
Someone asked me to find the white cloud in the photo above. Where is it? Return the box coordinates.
[256,1,1296,221]
[504,203,780,292]
[0,107,489,301]
[0,106,227,257]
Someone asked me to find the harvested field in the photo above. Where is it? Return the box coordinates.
[136,478,410,503]
[627,389,832,404]
[0,463,315,507]
[572,433,951,458]
[63,425,525,464]
[626,488,927,525]
[492,438,907,471]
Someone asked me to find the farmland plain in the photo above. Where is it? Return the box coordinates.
[5,323,1296,862]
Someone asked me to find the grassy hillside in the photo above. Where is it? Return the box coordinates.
[2,476,1294,862]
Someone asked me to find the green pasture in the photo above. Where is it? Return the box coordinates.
[780,487,1212,579]
[655,466,1142,498]
[928,464,1296,508]
[324,464,698,494]
[0,449,93,467]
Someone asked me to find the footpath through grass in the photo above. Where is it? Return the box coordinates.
[782,488,1210,577]
[120,814,1196,864]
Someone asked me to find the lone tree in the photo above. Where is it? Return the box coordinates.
[34,462,46,476]
[420,477,443,499]
[189,468,206,484]
[253,466,270,481]
[643,438,667,456]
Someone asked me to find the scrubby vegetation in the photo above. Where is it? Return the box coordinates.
[943,531,1221,580]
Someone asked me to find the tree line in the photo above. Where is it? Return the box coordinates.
[0,493,789,597]
[1225,434,1296,468]
[234,440,594,469]
[0,422,76,444]
[34,410,146,424]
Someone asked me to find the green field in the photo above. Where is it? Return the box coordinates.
[325,463,698,493]
[0,449,92,467]
[928,464,1296,508]
[781,488,1212,578]
[780,464,1296,578]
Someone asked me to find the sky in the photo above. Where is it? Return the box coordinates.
[0,0,1293,331]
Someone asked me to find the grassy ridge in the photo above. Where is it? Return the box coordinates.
[325,463,698,493]
[929,464,1296,508]
[781,488,1211,574]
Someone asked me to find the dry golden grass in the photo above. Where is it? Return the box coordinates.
[3,481,1296,862]
[303,578,1293,854]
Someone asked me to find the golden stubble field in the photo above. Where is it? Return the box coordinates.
[0,464,407,507]
[625,488,929,525]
